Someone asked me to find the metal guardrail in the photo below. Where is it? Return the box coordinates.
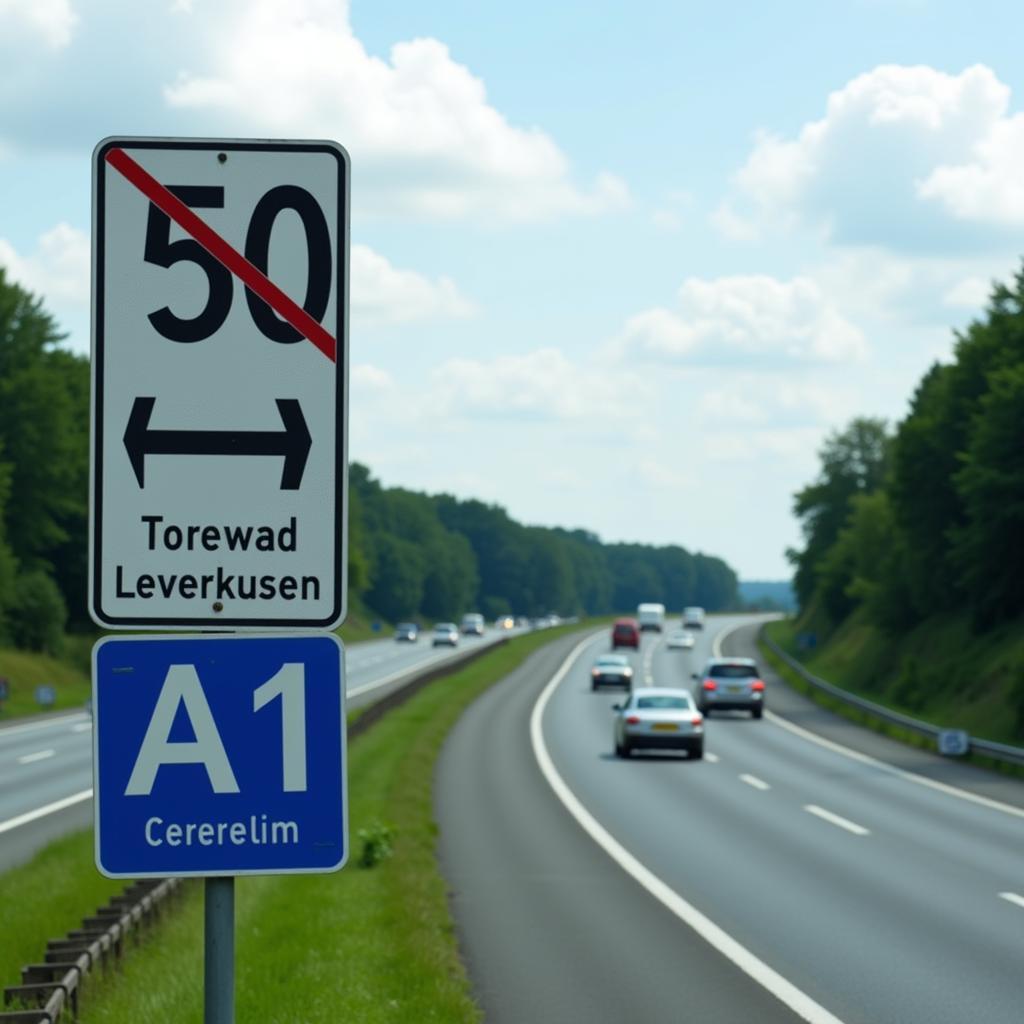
[1,878,184,1022]
[759,626,1024,768]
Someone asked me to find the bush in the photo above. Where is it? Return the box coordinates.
[356,822,396,869]
[9,570,67,654]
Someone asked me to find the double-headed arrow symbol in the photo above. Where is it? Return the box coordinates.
[124,396,312,490]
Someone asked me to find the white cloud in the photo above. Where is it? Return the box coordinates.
[727,64,1024,249]
[352,244,475,325]
[943,275,992,309]
[636,457,694,489]
[351,363,395,392]
[695,377,855,429]
[0,0,77,49]
[0,222,89,306]
[161,0,627,222]
[611,274,867,366]
[428,347,643,421]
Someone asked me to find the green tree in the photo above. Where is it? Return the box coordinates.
[9,569,66,654]
[950,363,1024,626]
[789,417,891,611]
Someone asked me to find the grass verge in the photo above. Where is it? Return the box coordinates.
[759,619,1024,776]
[0,829,125,977]
[3,622,589,1023]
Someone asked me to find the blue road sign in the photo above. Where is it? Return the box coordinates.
[93,633,346,878]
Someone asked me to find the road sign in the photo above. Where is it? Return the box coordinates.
[93,633,347,878]
[938,729,970,757]
[90,138,348,629]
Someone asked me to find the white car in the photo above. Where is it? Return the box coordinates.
[611,688,704,759]
[666,630,695,650]
[432,623,459,647]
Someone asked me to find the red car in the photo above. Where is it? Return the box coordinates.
[611,617,640,649]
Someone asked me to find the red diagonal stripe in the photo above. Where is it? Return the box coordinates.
[105,146,337,363]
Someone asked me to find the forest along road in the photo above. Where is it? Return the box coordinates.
[436,615,1024,1024]
[0,627,509,873]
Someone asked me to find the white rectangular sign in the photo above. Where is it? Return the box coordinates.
[90,138,348,629]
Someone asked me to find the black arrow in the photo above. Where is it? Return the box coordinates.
[124,396,312,490]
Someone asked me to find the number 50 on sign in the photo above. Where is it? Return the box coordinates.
[90,139,348,631]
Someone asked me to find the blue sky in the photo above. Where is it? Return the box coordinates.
[2,0,1024,580]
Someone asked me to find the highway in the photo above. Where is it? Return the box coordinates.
[436,615,1024,1024]
[0,627,506,873]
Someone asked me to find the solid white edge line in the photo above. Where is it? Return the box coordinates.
[530,634,849,1024]
[804,804,870,836]
[714,619,1024,823]
[0,789,93,835]
[740,773,771,791]
[17,748,56,765]
[0,712,90,741]
[998,892,1024,910]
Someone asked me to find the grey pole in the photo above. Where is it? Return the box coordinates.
[204,876,235,1024]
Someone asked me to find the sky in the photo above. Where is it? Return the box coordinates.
[2,0,1024,581]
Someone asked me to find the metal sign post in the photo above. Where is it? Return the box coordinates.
[90,137,350,1024]
[205,877,235,1024]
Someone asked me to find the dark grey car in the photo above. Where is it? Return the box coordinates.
[693,657,765,718]
[590,654,634,691]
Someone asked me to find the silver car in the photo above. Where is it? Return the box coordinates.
[432,623,459,647]
[693,657,765,718]
[611,688,704,759]
[666,630,695,650]
[590,654,634,691]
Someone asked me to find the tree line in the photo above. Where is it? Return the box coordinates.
[349,462,737,623]
[0,269,738,651]
[788,262,1024,635]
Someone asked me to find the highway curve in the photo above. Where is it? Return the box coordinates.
[435,616,1024,1023]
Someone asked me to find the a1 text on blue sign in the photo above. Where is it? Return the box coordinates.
[93,633,346,878]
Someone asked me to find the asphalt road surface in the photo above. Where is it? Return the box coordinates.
[436,615,1024,1024]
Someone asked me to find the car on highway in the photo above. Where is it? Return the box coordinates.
[693,657,765,718]
[394,622,419,642]
[611,617,640,649]
[611,688,704,758]
[682,606,705,630]
[432,623,460,647]
[666,630,695,650]
[461,612,485,636]
[590,654,634,691]
[494,615,515,630]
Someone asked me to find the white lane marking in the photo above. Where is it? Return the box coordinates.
[642,637,656,685]
[0,789,93,836]
[998,892,1024,910]
[0,712,90,741]
[17,748,55,765]
[713,619,1024,823]
[740,773,770,791]
[530,637,849,1024]
[704,752,720,764]
[804,804,870,836]
[71,722,92,733]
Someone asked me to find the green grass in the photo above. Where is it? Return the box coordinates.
[0,645,92,719]
[3,621,590,1023]
[762,613,1024,759]
[0,830,125,977]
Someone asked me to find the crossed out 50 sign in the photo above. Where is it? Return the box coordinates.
[90,138,349,630]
